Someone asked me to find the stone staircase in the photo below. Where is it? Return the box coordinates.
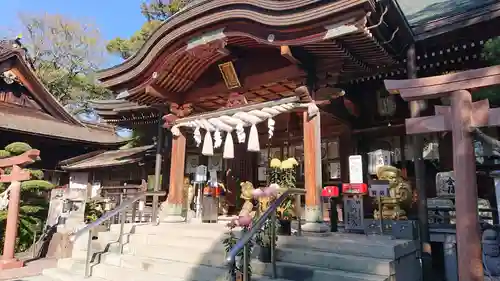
[13,222,421,281]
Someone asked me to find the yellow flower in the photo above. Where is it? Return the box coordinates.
[270,158,281,168]
[287,157,299,166]
[280,159,294,169]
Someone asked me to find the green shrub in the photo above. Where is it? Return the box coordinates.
[0,150,11,159]
[5,142,32,155]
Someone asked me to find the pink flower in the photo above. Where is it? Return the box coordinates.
[264,184,279,197]
[252,188,265,198]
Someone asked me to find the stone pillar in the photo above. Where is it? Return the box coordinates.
[159,133,187,222]
[450,90,483,281]
[302,111,328,233]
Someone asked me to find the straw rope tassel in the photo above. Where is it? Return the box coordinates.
[223,132,234,159]
[202,130,214,156]
[247,124,260,152]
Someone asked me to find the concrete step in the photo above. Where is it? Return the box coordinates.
[251,260,388,281]
[104,239,393,277]
[56,256,291,281]
[4,275,55,281]
[102,228,414,261]
[42,268,106,281]
[275,235,416,260]
[57,252,388,281]
[276,247,393,276]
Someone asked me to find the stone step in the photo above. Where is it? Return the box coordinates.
[275,235,416,260]
[57,253,388,281]
[42,268,106,281]
[252,260,388,281]
[276,247,393,276]
[55,257,291,281]
[101,228,414,261]
[102,240,393,277]
[4,275,55,281]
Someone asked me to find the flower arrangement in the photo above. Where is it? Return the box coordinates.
[268,157,299,221]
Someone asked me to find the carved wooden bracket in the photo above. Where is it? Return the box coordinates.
[163,103,194,128]
[0,150,40,168]
[226,92,248,108]
[170,103,193,118]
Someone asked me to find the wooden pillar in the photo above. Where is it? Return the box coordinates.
[451,90,483,281]
[152,114,165,217]
[159,133,187,222]
[302,111,328,232]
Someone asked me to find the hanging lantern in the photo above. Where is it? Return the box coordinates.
[376,89,396,117]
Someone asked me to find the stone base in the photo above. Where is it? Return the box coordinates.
[0,258,24,270]
[158,202,185,223]
[217,215,237,225]
[302,222,329,233]
[161,215,185,223]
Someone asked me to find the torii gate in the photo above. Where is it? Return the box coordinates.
[0,150,39,270]
[385,65,500,281]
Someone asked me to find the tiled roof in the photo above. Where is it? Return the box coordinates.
[0,104,126,144]
[60,145,154,170]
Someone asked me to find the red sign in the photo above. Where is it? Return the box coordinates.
[321,186,339,197]
[342,183,368,194]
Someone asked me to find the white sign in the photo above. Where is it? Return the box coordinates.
[208,156,222,171]
[69,172,88,189]
[435,171,455,197]
[186,155,199,174]
[369,180,390,197]
[194,165,207,182]
[209,169,218,184]
[348,155,363,184]
[258,167,267,181]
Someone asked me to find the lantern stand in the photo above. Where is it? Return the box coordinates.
[321,186,340,232]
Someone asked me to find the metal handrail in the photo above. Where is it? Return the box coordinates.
[225,188,305,280]
[69,191,165,242]
[68,190,166,278]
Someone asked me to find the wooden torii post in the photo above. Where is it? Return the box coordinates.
[385,65,500,281]
[0,150,39,270]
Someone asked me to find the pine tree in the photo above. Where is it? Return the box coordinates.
[0,142,55,253]
[107,0,190,60]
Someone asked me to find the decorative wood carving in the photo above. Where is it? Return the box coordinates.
[226,92,247,108]
[162,103,194,128]
[170,103,193,118]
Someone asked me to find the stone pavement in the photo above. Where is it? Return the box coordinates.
[0,258,57,280]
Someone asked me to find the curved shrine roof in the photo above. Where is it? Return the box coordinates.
[97,0,409,107]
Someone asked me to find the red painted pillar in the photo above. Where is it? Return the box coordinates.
[451,90,483,281]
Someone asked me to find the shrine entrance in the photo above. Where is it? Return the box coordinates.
[385,64,500,281]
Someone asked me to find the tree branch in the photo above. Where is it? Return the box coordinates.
[472,127,500,149]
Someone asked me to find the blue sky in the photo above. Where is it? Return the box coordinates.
[0,0,146,65]
[0,0,146,136]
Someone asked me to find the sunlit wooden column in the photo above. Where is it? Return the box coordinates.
[159,133,187,222]
[302,111,328,232]
[159,103,192,223]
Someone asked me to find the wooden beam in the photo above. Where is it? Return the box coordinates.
[280,46,301,65]
[146,84,169,100]
[184,65,305,103]
[405,115,450,134]
[173,96,299,125]
[385,65,500,101]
